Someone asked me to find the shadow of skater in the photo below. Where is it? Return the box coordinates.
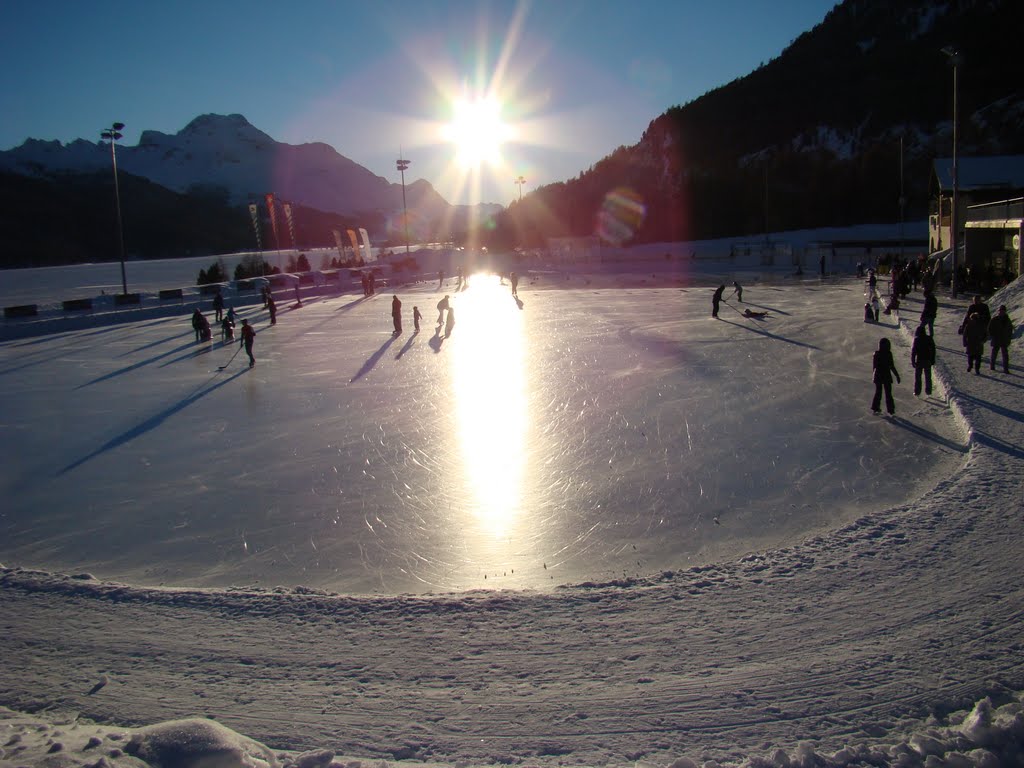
[395,333,417,359]
[429,327,445,353]
[514,296,524,310]
[444,306,456,337]
[59,368,249,475]
[351,335,398,382]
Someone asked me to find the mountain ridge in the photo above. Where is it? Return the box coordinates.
[0,112,480,222]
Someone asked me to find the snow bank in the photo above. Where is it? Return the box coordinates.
[5,694,1024,767]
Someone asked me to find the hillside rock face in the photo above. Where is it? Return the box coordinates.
[0,113,450,218]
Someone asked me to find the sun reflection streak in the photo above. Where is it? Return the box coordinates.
[450,274,527,539]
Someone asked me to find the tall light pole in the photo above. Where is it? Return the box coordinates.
[942,46,960,298]
[101,122,128,295]
[514,175,525,202]
[396,150,410,255]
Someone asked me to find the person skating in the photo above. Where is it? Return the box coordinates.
[191,308,206,343]
[413,306,422,332]
[213,288,225,322]
[436,294,450,326]
[962,311,987,374]
[920,288,937,336]
[871,337,901,415]
[988,305,1013,373]
[438,270,445,289]
[911,324,936,396]
[711,285,726,318]
[239,318,256,367]
[220,314,235,342]
[871,293,881,322]
[391,295,403,335]
[267,295,277,325]
[511,271,519,297]
[731,281,743,302]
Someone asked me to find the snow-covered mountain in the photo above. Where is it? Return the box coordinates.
[0,113,453,218]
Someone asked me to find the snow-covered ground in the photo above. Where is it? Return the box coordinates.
[1,259,1023,768]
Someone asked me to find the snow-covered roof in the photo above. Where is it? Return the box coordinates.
[933,155,1024,192]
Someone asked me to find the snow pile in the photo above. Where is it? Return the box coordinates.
[4,695,1024,767]
[124,718,279,768]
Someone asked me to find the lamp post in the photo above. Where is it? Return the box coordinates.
[514,175,525,202]
[101,122,128,295]
[396,151,411,255]
[942,46,960,298]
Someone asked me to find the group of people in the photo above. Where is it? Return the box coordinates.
[387,294,453,337]
[958,295,1014,375]
[871,293,1015,416]
[360,272,378,297]
[711,281,747,318]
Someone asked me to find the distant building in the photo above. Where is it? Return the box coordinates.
[930,155,1024,290]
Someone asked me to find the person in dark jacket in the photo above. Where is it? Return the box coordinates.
[920,288,938,336]
[213,288,225,322]
[191,308,205,342]
[911,324,936,396]
[391,295,403,334]
[712,285,726,318]
[960,295,991,332]
[962,311,987,374]
[436,294,450,326]
[871,337,901,415]
[988,304,1013,373]
[240,318,256,367]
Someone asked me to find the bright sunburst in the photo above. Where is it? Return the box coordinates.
[443,96,509,169]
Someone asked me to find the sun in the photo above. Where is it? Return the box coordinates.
[443,96,509,169]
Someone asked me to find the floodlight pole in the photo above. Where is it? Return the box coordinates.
[942,47,960,298]
[515,175,525,202]
[396,151,411,255]
[101,122,128,295]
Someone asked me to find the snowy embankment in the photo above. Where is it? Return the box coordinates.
[2,275,1024,768]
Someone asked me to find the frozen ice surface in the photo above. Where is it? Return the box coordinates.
[2,264,1024,768]
[0,273,963,594]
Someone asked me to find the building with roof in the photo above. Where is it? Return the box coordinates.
[930,155,1024,290]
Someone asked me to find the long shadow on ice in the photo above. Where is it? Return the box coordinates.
[119,330,193,357]
[76,340,208,387]
[888,416,969,453]
[395,332,418,359]
[350,335,398,382]
[58,367,250,475]
[718,318,821,350]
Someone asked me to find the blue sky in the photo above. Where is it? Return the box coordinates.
[2,1,836,206]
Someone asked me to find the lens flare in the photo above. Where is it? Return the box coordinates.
[596,187,646,245]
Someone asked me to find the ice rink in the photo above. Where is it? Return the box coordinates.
[0,273,964,594]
